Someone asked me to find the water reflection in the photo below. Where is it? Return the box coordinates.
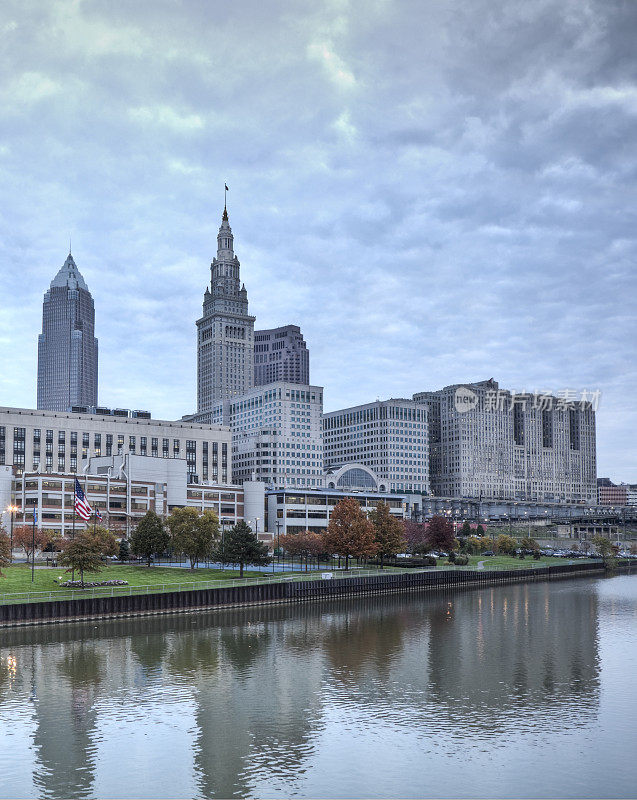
[0,577,632,799]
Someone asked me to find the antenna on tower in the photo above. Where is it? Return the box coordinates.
[69,234,72,256]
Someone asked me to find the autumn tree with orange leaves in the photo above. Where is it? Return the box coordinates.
[279,530,324,571]
[323,498,378,571]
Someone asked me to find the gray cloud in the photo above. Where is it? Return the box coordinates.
[0,0,635,481]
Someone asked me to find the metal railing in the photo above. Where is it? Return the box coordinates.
[0,559,602,606]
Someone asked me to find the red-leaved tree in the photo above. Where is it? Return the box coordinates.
[323,498,378,571]
[404,520,428,555]
[425,516,456,553]
[13,525,50,564]
[279,530,324,571]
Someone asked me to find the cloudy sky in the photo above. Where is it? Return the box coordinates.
[0,0,635,481]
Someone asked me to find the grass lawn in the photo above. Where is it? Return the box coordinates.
[464,554,594,569]
[0,563,265,598]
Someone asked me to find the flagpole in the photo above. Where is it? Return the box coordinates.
[31,508,36,583]
[72,480,76,583]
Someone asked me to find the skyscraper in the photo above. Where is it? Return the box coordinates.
[196,208,255,414]
[37,251,98,412]
[254,324,309,386]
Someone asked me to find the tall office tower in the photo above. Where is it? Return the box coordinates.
[254,325,309,386]
[196,207,255,414]
[322,398,430,494]
[414,379,597,503]
[213,382,324,487]
[37,252,98,412]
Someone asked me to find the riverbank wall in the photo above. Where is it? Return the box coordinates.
[1,560,634,628]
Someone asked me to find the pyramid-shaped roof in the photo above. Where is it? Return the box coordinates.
[50,253,89,291]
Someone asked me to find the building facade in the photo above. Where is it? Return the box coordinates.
[213,382,324,488]
[254,325,309,386]
[266,483,408,538]
[37,252,98,412]
[7,464,244,540]
[322,398,429,494]
[0,406,232,484]
[597,480,629,506]
[196,208,255,414]
[414,379,597,504]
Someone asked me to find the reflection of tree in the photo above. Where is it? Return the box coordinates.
[166,629,220,678]
[322,601,409,682]
[130,632,169,677]
[220,625,271,674]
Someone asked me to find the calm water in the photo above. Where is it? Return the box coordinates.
[0,575,636,799]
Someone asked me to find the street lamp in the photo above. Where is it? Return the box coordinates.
[6,504,18,563]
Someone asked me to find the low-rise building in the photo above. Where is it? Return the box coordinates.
[0,406,232,484]
[5,453,245,539]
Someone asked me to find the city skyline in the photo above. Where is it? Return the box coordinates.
[0,0,635,482]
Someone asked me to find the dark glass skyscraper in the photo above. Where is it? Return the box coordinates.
[37,252,98,411]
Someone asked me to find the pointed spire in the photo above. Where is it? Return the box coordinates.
[51,251,89,291]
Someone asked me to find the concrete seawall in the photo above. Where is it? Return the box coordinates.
[1,560,633,628]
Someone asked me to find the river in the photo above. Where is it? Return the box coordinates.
[1,574,636,798]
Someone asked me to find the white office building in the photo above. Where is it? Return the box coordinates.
[0,406,232,485]
[414,379,597,504]
[213,382,324,488]
[323,398,429,494]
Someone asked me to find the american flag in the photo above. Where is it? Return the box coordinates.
[95,507,102,522]
[74,478,92,522]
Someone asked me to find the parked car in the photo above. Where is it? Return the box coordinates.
[482,550,494,556]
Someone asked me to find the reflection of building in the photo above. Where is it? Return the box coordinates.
[37,252,98,412]
[415,379,596,503]
[323,398,429,494]
[0,577,604,799]
[254,325,309,386]
[213,382,324,488]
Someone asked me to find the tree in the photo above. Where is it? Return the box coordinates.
[131,511,170,567]
[465,535,488,555]
[168,508,219,569]
[496,534,517,555]
[403,520,428,555]
[118,538,130,561]
[0,531,10,577]
[520,537,540,553]
[223,520,270,577]
[460,521,472,538]
[59,532,104,588]
[425,516,456,553]
[369,501,406,568]
[476,524,486,537]
[13,525,50,564]
[91,525,118,557]
[279,530,323,571]
[323,498,378,571]
[592,535,619,571]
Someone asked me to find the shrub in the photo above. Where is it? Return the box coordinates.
[533,551,541,560]
[454,553,469,566]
